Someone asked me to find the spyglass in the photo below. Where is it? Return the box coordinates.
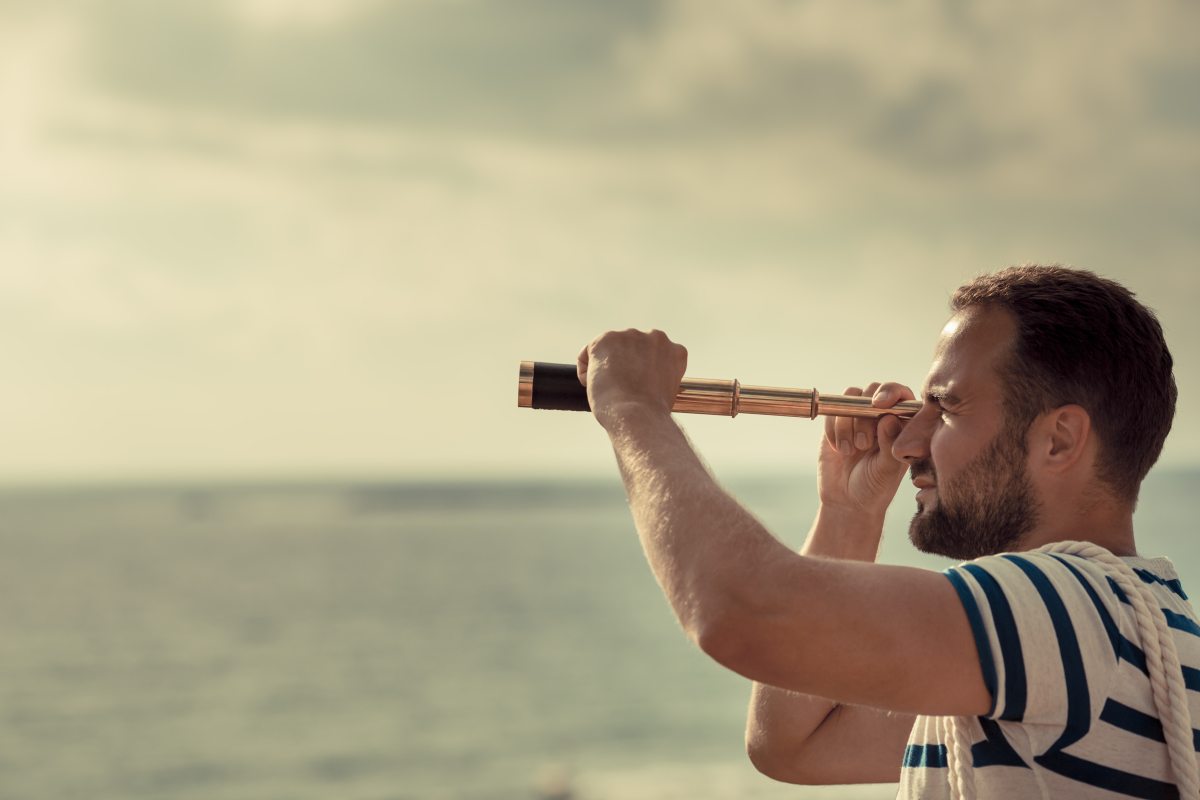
[516,361,921,420]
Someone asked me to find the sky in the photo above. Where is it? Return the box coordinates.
[0,0,1197,482]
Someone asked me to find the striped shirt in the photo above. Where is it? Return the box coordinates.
[899,552,1200,799]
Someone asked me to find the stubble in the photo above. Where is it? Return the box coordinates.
[908,425,1041,561]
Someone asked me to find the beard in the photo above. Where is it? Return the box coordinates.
[908,424,1041,561]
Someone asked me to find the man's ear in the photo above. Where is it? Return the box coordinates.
[1037,404,1092,472]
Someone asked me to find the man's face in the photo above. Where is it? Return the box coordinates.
[893,307,1042,560]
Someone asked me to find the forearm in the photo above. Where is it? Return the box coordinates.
[747,681,837,781]
[604,403,792,646]
[747,501,889,780]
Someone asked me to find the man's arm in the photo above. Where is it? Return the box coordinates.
[748,383,916,784]
[747,507,915,784]
[747,686,916,784]
[578,330,990,718]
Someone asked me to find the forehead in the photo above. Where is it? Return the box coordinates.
[923,306,1016,399]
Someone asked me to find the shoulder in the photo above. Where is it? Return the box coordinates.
[945,551,1123,619]
[944,551,1126,724]
[945,551,1127,676]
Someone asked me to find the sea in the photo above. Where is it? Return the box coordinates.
[1,468,1198,800]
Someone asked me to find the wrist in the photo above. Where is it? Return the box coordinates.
[802,503,887,562]
[595,397,674,433]
[816,496,890,526]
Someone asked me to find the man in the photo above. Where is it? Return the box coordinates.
[576,265,1191,797]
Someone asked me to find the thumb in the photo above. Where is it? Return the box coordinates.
[877,414,905,463]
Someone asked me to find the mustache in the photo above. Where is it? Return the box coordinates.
[910,458,937,484]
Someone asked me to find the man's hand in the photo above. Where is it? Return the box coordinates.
[817,381,915,519]
[577,329,688,430]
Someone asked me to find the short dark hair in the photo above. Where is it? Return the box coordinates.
[951,265,1176,504]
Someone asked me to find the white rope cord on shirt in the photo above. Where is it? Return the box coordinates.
[943,541,1200,800]
[945,711,977,800]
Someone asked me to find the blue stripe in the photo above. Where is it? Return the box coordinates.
[1135,568,1189,600]
[1118,635,1200,693]
[1109,571,1189,602]
[945,569,999,718]
[1035,751,1179,800]
[962,564,1027,720]
[971,718,1029,768]
[1164,608,1200,638]
[1186,665,1200,694]
[1109,576,1129,603]
[1103,580,1200,638]
[1122,635,1147,672]
[1100,698,1166,743]
[1098,697,1200,752]
[1002,555,1092,751]
[1051,554,1121,660]
[903,743,947,768]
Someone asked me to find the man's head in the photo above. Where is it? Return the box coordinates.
[893,265,1176,560]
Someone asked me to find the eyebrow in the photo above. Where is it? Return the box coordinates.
[925,388,963,407]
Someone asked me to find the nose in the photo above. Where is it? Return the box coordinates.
[891,404,935,465]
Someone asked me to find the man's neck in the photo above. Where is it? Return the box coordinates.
[1022,493,1138,557]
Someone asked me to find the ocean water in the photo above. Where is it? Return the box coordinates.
[0,469,1197,800]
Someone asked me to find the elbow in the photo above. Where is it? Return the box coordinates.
[745,727,814,785]
[745,731,788,782]
[693,613,754,674]
[693,608,784,684]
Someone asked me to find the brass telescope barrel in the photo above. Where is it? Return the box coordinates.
[517,362,921,420]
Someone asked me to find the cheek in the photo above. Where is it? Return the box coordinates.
[929,422,966,479]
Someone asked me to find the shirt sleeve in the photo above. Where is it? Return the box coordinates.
[943,552,1123,728]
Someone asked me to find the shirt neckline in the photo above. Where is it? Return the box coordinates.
[1120,555,1178,578]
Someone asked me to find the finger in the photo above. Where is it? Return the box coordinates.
[652,330,687,378]
[854,382,883,451]
[576,341,592,387]
[873,381,917,408]
[674,342,688,374]
[877,413,907,464]
[834,386,862,456]
[644,330,688,397]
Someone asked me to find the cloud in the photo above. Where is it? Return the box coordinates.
[0,0,1197,479]
[225,0,391,29]
[617,0,1200,177]
[76,0,652,133]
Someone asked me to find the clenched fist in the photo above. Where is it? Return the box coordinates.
[577,329,688,429]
